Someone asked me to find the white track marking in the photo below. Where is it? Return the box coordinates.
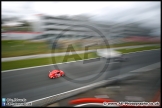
[23,63,160,104]
[130,62,160,73]
[2,49,160,73]
[1,57,100,72]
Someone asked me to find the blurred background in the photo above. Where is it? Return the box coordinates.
[1,2,161,107]
[2,1,161,58]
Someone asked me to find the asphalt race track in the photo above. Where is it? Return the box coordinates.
[2,50,160,102]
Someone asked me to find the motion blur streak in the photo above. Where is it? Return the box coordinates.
[2,50,160,102]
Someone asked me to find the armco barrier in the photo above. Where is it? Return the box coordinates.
[22,73,139,107]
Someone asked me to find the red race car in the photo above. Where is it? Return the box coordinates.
[48,70,65,79]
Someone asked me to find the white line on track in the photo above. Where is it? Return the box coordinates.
[1,49,160,73]
[130,62,160,72]
[1,57,100,73]
[26,61,160,104]
[27,80,108,103]
[124,48,160,55]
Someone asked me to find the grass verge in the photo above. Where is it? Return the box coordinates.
[2,52,98,71]
[2,40,160,58]
[116,45,160,53]
[2,45,160,71]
